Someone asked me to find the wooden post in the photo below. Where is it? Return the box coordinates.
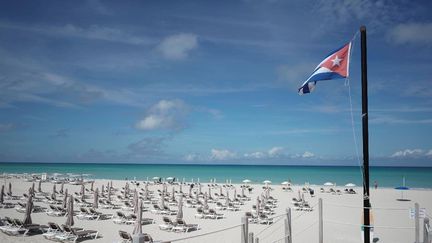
[285,208,292,243]
[248,232,254,243]
[319,198,323,243]
[415,203,420,243]
[423,217,429,243]
[242,217,249,243]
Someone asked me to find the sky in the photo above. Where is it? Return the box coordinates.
[1,0,432,166]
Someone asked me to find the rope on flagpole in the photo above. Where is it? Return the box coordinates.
[345,30,366,191]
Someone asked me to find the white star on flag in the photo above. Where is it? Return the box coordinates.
[331,55,342,67]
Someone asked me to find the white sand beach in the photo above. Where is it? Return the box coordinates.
[0,176,431,243]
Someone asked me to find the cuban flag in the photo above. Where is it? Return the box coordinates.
[298,42,352,95]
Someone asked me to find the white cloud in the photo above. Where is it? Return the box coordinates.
[158,33,198,60]
[184,153,203,161]
[315,0,403,33]
[391,149,424,158]
[302,151,315,158]
[426,150,432,157]
[268,146,284,158]
[210,149,237,160]
[244,151,266,159]
[136,99,189,131]
[388,23,432,45]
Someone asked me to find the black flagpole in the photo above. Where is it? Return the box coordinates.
[360,26,371,243]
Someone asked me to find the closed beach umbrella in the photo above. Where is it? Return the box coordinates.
[219,186,223,196]
[256,197,260,215]
[23,192,33,225]
[32,183,35,196]
[52,184,57,200]
[241,186,245,198]
[8,182,12,196]
[225,189,230,206]
[234,188,237,199]
[189,185,192,198]
[108,185,111,202]
[133,199,143,235]
[199,184,202,195]
[302,193,305,203]
[66,195,74,226]
[133,190,138,214]
[160,192,165,208]
[179,184,183,193]
[171,187,175,202]
[177,195,183,220]
[93,188,99,208]
[81,184,85,200]
[203,192,209,210]
[208,186,212,199]
[101,185,104,197]
[63,189,68,208]
[60,182,64,194]
[298,190,302,201]
[38,180,42,193]
[0,185,4,204]
[124,183,128,198]
[90,181,94,191]
[144,184,149,200]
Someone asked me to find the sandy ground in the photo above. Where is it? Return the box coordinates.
[0,177,431,243]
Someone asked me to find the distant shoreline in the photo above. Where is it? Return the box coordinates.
[1,162,432,188]
[1,161,431,168]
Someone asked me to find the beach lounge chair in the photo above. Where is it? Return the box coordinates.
[258,214,273,225]
[194,207,205,219]
[245,212,258,223]
[207,209,224,219]
[227,202,240,211]
[43,222,66,240]
[158,216,174,231]
[0,217,17,233]
[57,225,99,243]
[128,214,154,225]
[172,218,199,233]
[215,202,227,210]
[74,197,92,207]
[113,211,135,225]
[163,205,177,215]
[143,233,157,243]
[11,218,47,236]
[46,204,66,216]
[122,201,134,211]
[118,230,132,243]
[99,199,117,209]
[151,204,163,214]
[0,202,15,209]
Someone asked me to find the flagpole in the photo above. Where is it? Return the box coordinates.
[360,25,371,243]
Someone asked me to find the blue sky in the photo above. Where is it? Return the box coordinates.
[1,0,432,166]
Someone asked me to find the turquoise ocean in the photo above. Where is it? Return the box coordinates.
[1,162,432,189]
